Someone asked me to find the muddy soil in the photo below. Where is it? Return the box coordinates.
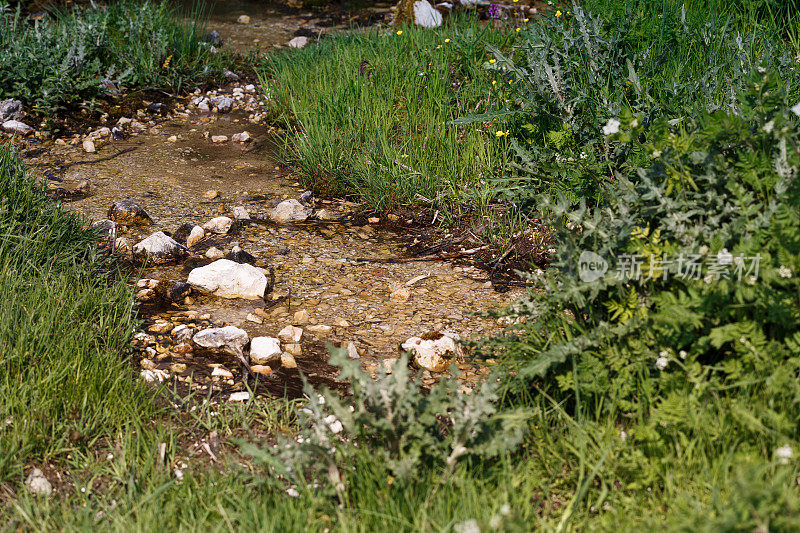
[12,5,524,403]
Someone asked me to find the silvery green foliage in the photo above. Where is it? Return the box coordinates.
[243,348,524,497]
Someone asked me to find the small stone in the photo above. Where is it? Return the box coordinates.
[284,343,302,356]
[167,135,178,143]
[25,469,52,497]
[232,131,251,143]
[346,342,360,359]
[293,310,310,325]
[203,216,233,234]
[203,190,219,200]
[212,366,234,379]
[229,391,250,402]
[211,135,228,143]
[281,352,297,369]
[140,369,169,382]
[169,281,192,301]
[193,326,249,353]
[215,98,234,114]
[232,206,251,220]
[389,287,411,302]
[225,245,256,264]
[133,232,188,264]
[170,363,187,373]
[83,139,96,153]
[140,358,156,370]
[172,324,195,343]
[0,99,24,122]
[368,217,380,224]
[269,199,312,223]
[307,324,332,335]
[186,226,205,247]
[108,200,152,226]
[288,36,309,48]
[205,247,225,260]
[148,321,173,334]
[251,365,273,376]
[237,14,250,24]
[278,325,303,343]
[174,343,193,355]
[2,120,33,135]
[250,337,282,364]
[334,318,351,327]
[401,332,461,372]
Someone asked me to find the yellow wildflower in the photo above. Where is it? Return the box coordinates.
[444,38,450,43]
[489,59,496,64]
[556,10,562,17]
[396,30,403,36]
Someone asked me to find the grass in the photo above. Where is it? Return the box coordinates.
[260,17,515,219]
[0,0,226,117]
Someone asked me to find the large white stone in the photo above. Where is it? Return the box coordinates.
[401,332,461,372]
[413,0,443,28]
[269,199,312,223]
[187,259,267,299]
[193,326,249,353]
[25,468,53,497]
[250,336,282,364]
[186,225,205,247]
[133,231,187,263]
[289,36,309,48]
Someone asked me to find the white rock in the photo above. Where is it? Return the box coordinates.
[25,469,52,497]
[83,139,96,153]
[193,326,249,353]
[0,99,23,122]
[229,391,250,402]
[186,225,205,247]
[307,324,332,335]
[232,206,251,220]
[250,337,282,364]
[211,135,228,143]
[278,325,303,343]
[269,199,312,223]
[203,216,233,234]
[187,259,267,299]
[205,246,225,260]
[198,100,210,112]
[346,341,360,359]
[2,120,33,135]
[232,131,251,143]
[133,231,187,263]
[140,369,169,382]
[211,366,234,378]
[237,15,250,24]
[413,0,443,28]
[401,332,461,372]
[288,36,309,48]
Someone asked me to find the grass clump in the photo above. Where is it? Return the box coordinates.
[0,0,224,116]
[261,19,514,215]
[0,143,148,482]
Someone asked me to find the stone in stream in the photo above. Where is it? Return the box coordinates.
[269,199,312,223]
[193,326,249,353]
[203,216,233,234]
[25,468,53,497]
[1,120,33,135]
[107,200,152,226]
[168,281,192,302]
[250,337,282,364]
[298,190,314,204]
[232,206,251,220]
[187,259,267,299]
[401,331,461,372]
[225,245,256,265]
[204,247,225,260]
[0,99,23,122]
[186,226,205,247]
[133,232,188,264]
[172,223,194,243]
[92,219,118,245]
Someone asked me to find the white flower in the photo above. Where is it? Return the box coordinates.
[679,350,687,359]
[602,118,621,136]
[500,504,511,516]
[580,151,588,159]
[792,102,800,117]
[717,248,733,265]
[652,149,662,158]
[286,487,300,498]
[747,275,758,285]
[620,430,627,442]
[775,445,794,465]
[763,120,775,133]
[655,356,669,370]
[778,265,792,278]
[757,66,766,73]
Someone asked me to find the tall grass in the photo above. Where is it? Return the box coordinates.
[261,18,514,215]
[0,0,224,115]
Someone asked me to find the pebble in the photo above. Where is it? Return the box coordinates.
[278,325,303,343]
[293,309,310,325]
[232,131,251,143]
[237,14,250,24]
[205,247,225,260]
[25,469,53,497]
[186,226,205,247]
[281,352,297,369]
[251,365,273,376]
[83,140,96,153]
[212,366,234,379]
[250,336,282,364]
[203,216,233,234]
[229,391,250,402]
[211,135,228,143]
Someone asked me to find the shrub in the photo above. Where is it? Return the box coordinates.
[242,347,525,501]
